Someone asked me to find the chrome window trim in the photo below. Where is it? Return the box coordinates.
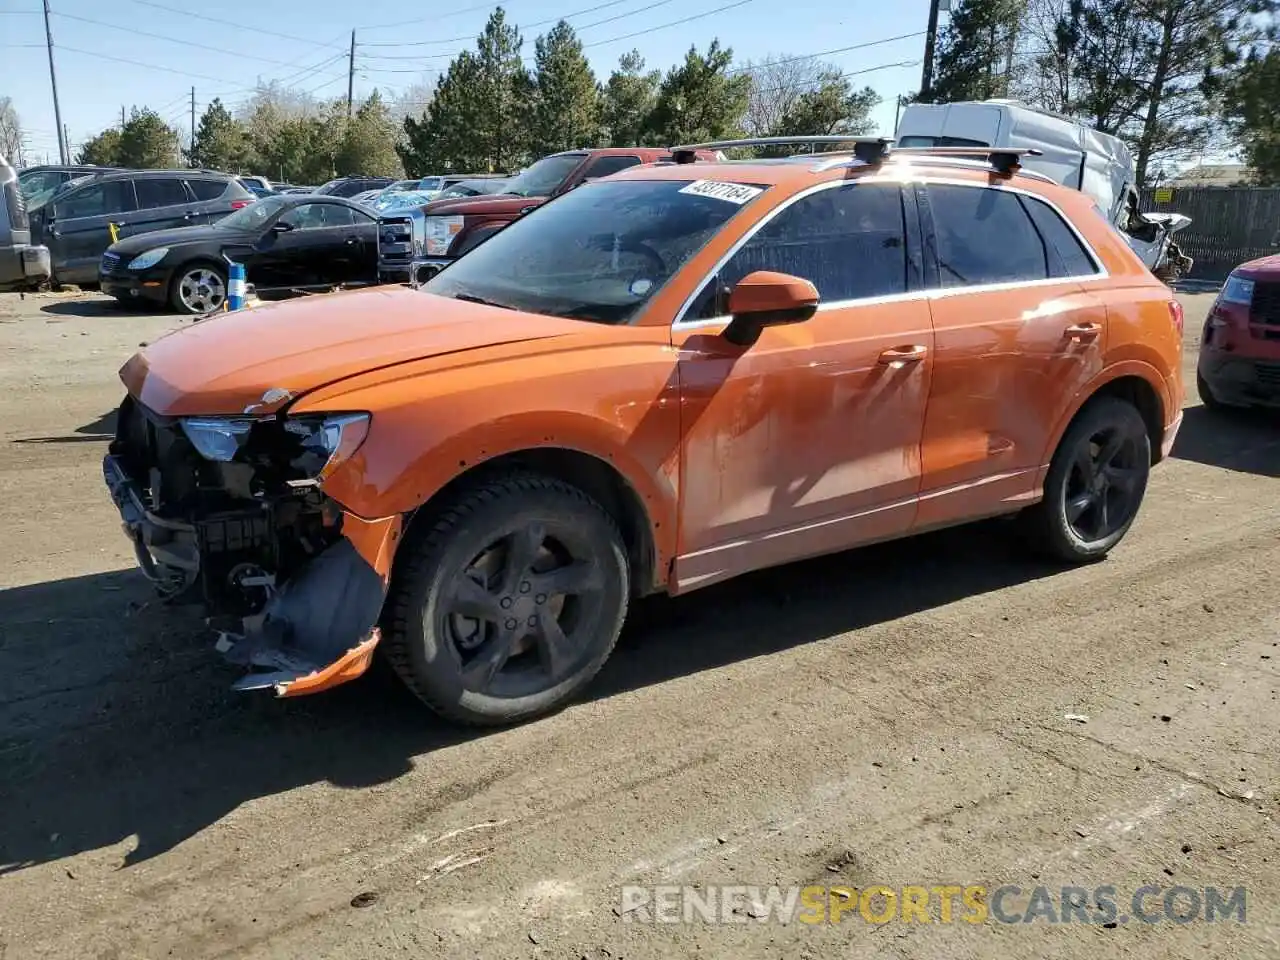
[671,175,1108,330]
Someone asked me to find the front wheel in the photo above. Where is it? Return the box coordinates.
[382,473,630,726]
[169,262,227,315]
[1020,397,1151,562]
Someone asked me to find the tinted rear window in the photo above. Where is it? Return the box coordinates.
[135,178,189,209]
[187,179,229,201]
[1019,194,1099,277]
[927,184,1051,287]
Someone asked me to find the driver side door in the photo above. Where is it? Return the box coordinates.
[671,181,935,592]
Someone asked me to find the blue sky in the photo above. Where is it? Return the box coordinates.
[0,0,930,164]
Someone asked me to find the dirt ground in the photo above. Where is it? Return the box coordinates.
[1,289,1277,960]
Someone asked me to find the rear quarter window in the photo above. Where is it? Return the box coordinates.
[187,179,230,201]
[1018,195,1100,277]
[926,184,1052,287]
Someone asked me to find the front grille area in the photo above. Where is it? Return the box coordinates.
[1255,362,1280,387]
[377,213,419,266]
[101,251,122,274]
[1249,281,1280,328]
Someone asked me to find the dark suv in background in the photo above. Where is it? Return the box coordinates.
[17,163,124,210]
[28,169,254,286]
[314,176,397,198]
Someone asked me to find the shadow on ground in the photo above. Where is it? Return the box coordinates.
[39,297,160,319]
[11,410,118,445]
[1171,403,1280,478]
[0,520,1063,875]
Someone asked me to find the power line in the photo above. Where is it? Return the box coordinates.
[359,0,512,32]
[51,10,316,67]
[727,32,927,75]
[360,0,638,49]
[121,0,344,49]
[53,44,250,88]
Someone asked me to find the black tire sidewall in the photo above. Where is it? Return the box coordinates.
[169,261,227,315]
[393,476,629,724]
[1041,397,1151,560]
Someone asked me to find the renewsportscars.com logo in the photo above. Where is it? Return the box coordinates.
[617,884,1248,926]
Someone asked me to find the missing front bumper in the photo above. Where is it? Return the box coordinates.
[103,452,401,697]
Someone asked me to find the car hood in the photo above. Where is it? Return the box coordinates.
[107,224,254,257]
[1234,253,1280,277]
[120,285,589,417]
[422,194,547,217]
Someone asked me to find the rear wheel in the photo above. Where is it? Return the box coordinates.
[382,472,629,726]
[1020,397,1151,562]
[169,262,227,315]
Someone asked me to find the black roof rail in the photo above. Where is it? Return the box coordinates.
[668,136,895,165]
[889,146,1044,176]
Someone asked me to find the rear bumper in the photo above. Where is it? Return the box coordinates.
[103,452,401,697]
[1198,351,1280,408]
[0,242,51,291]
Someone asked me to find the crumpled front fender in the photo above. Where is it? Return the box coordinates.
[220,513,402,697]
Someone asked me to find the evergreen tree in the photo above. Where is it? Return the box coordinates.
[601,50,661,146]
[336,90,403,176]
[189,98,253,172]
[117,108,180,168]
[76,128,122,166]
[531,21,600,154]
[643,41,751,145]
[925,0,1023,103]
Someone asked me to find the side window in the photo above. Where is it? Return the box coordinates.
[317,203,362,227]
[694,183,907,317]
[53,180,134,219]
[1018,195,1099,277]
[279,203,327,230]
[135,178,190,209]
[582,155,642,179]
[186,179,229,201]
[927,184,1049,287]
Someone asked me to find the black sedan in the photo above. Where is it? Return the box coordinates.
[99,195,379,314]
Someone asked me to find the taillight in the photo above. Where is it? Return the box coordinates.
[230,199,252,209]
[1169,299,1184,335]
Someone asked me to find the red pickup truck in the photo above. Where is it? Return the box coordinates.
[377,146,718,284]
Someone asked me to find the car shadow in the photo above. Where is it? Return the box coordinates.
[10,410,118,445]
[0,520,1063,875]
[1171,403,1280,477]
[39,298,161,318]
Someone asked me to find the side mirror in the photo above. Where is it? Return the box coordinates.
[271,220,294,233]
[722,270,819,347]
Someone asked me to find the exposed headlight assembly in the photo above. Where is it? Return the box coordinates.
[282,412,371,480]
[127,247,170,270]
[179,413,370,481]
[1220,273,1254,306]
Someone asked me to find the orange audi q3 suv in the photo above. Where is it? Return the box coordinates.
[104,137,1184,724]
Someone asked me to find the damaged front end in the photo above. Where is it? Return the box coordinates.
[103,394,400,696]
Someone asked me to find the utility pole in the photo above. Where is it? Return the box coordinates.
[120,105,126,129]
[190,86,196,167]
[42,0,68,164]
[63,123,70,160]
[919,0,942,102]
[347,30,356,121]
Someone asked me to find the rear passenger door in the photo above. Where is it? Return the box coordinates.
[185,177,231,223]
[129,177,195,238]
[915,180,1109,529]
[48,178,137,283]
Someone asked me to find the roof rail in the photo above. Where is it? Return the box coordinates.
[669,136,894,165]
[889,146,1043,176]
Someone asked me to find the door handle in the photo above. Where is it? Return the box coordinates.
[1065,322,1101,342]
[344,236,358,245]
[878,344,928,365]
[183,212,194,220]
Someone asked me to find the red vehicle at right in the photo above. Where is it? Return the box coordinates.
[1197,257,1280,411]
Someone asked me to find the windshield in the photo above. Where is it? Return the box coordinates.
[216,196,283,230]
[501,154,584,198]
[19,170,69,209]
[418,177,443,191]
[896,135,989,148]
[314,179,344,195]
[424,178,768,324]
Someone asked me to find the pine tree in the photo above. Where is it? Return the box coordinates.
[925,0,1023,103]
[400,52,491,174]
[531,21,600,154]
[336,90,403,176]
[117,108,180,168]
[601,50,661,146]
[76,128,122,166]
[189,98,253,172]
[643,41,751,145]
[475,7,534,171]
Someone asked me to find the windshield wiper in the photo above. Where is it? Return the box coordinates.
[452,293,515,310]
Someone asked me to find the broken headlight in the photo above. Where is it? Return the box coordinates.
[282,412,371,480]
[180,417,254,461]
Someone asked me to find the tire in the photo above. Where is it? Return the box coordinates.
[169,261,228,315]
[382,472,630,726]
[1020,396,1151,563]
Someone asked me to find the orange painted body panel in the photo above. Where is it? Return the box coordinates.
[117,157,1184,626]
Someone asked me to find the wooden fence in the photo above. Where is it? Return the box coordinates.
[1140,186,1280,282]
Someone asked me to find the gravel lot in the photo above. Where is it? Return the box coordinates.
[1,289,1277,960]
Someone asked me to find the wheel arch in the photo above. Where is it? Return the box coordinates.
[401,446,663,598]
[1039,362,1170,487]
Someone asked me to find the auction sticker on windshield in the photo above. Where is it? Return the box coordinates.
[678,180,764,204]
